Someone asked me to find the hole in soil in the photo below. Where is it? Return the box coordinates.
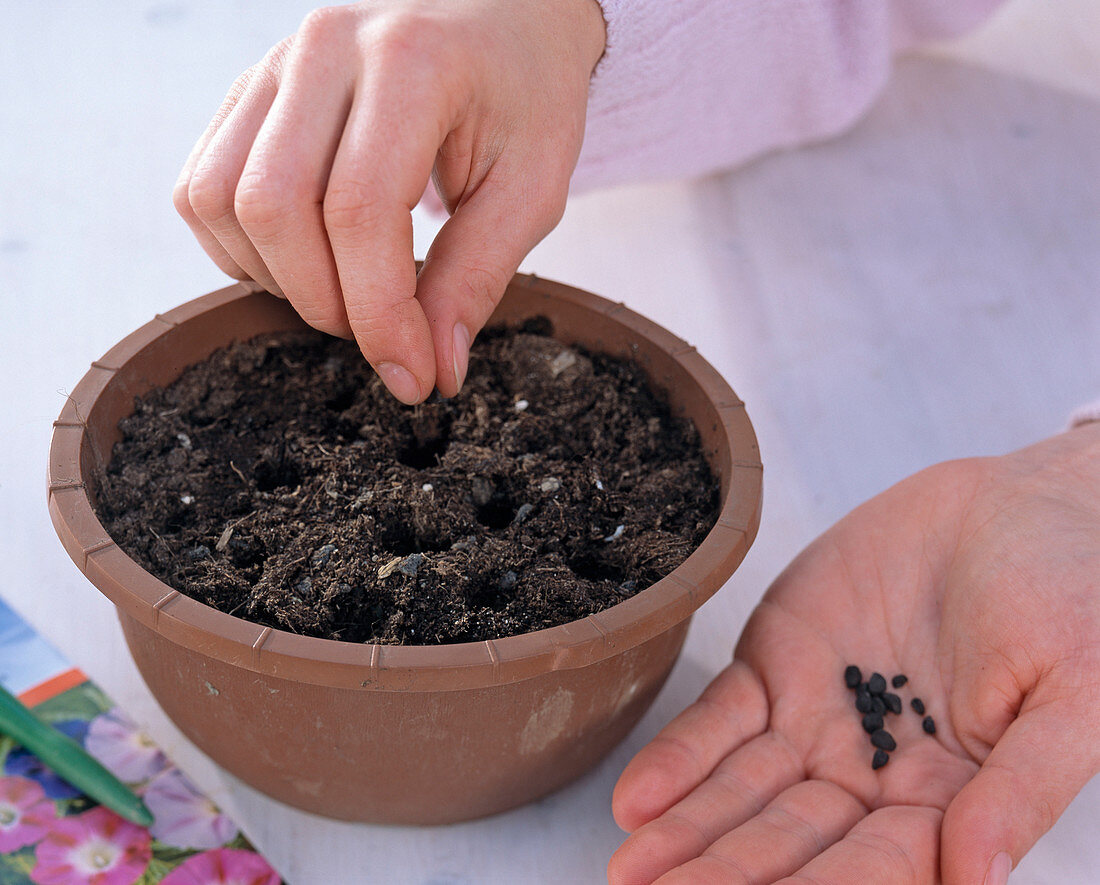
[163,507,192,534]
[227,535,266,571]
[397,437,448,470]
[324,386,357,412]
[519,315,554,336]
[254,457,302,492]
[476,500,514,530]
[376,516,453,553]
[569,553,625,584]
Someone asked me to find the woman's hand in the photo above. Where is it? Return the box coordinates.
[610,423,1100,884]
[174,0,605,402]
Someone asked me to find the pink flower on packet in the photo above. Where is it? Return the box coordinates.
[144,768,239,850]
[161,847,282,885]
[0,775,57,852]
[83,709,169,785]
[31,806,151,885]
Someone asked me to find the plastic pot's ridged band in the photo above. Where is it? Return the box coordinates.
[49,277,762,692]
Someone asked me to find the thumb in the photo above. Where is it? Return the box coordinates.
[415,168,569,397]
[941,684,1100,884]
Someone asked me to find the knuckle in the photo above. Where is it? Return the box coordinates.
[322,179,384,232]
[455,263,506,319]
[234,173,290,233]
[171,176,196,220]
[298,5,353,44]
[365,11,455,76]
[187,168,237,223]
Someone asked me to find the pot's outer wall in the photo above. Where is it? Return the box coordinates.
[120,611,690,824]
[49,277,763,822]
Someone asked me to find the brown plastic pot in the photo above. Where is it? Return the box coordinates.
[48,274,762,825]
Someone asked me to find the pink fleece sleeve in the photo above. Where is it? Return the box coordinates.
[1070,399,1100,428]
[573,0,1005,191]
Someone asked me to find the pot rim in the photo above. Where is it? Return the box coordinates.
[48,276,762,691]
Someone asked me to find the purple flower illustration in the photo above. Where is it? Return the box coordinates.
[5,719,90,799]
[31,806,151,885]
[83,709,168,785]
[144,768,238,850]
[0,775,57,852]
[161,848,281,885]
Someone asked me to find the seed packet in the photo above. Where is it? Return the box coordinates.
[0,596,284,885]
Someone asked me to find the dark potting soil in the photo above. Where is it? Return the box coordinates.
[95,322,719,645]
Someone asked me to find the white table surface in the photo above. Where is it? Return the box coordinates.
[2,2,1098,883]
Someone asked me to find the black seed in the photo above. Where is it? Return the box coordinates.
[868,673,887,695]
[862,712,884,734]
[872,748,889,770]
[871,696,886,716]
[870,729,897,751]
[883,692,903,715]
[892,674,908,688]
[844,665,863,689]
[911,697,925,715]
[922,716,936,735]
[855,692,873,714]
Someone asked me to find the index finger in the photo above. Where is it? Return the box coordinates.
[322,74,446,404]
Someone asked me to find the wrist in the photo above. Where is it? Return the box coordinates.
[569,0,608,75]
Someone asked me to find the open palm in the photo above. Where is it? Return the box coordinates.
[609,425,1100,884]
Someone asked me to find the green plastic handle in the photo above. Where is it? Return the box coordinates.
[0,682,154,827]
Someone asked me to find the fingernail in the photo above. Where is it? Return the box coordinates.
[377,362,421,405]
[984,851,1012,885]
[452,323,470,392]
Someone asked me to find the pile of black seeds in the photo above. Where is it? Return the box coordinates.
[843,666,936,769]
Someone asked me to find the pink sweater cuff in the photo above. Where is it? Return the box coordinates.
[1070,398,1100,429]
[576,0,1004,192]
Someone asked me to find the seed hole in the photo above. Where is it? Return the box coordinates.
[476,500,514,530]
[254,457,302,492]
[568,554,624,584]
[397,437,448,470]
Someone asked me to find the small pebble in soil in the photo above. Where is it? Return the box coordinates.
[892,674,908,688]
[398,553,424,577]
[514,399,529,411]
[550,350,577,377]
[512,503,534,525]
[180,494,194,505]
[870,729,897,752]
[540,477,561,493]
[311,544,336,569]
[872,749,890,770]
[421,483,433,492]
[176,432,192,450]
[867,673,887,695]
[845,666,863,689]
[922,716,936,735]
[498,571,518,592]
[883,692,903,715]
[911,697,925,715]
